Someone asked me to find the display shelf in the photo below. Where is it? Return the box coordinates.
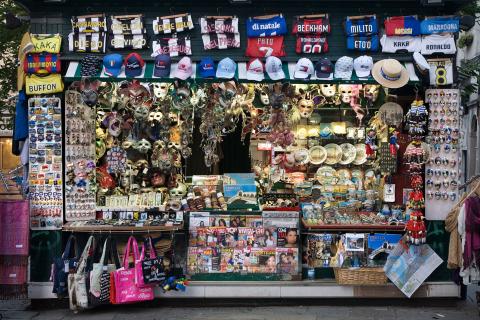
[190,273,302,281]
[302,219,405,232]
[62,222,184,233]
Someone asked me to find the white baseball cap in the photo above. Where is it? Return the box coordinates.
[246,58,264,81]
[413,52,430,72]
[354,55,373,78]
[294,58,314,79]
[334,56,354,79]
[265,56,285,80]
[173,57,193,80]
[216,57,236,79]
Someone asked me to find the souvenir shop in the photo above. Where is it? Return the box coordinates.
[4,0,477,307]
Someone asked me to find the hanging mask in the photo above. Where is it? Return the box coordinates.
[320,84,336,98]
[297,97,314,118]
[148,111,163,126]
[152,82,170,100]
[364,85,380,102]
[81,89,98,107]
[134,105,150,121]
[134,139,151,154]
[96,139,106,160]
[107,113,122,137]
[169,181,187,198]
[338,84,354,104]
[128,80,149,106]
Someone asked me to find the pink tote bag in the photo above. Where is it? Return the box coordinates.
[0,200,29,255]
[111,236,154,304]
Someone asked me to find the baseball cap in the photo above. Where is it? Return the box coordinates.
[80,55,102,77]
[354,55,373,78]
[246,58,264,81]
[294,58,314,79]
[154,54,171,78]
[334,56,354,79]
[124,53,145,78]
[314,58,333,79]
[216,57,236,79]
[199,57,215,78]
[103,54,123,77]
[173,57,193,80]
[413,52,430,73]
[265,56,285,80]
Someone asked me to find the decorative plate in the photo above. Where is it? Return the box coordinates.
[293,148,310,165]
[353,143,367,165]
[315,166,338,185]
[338,143,357,165]
[308,145,327,165]
[324,143,343,165]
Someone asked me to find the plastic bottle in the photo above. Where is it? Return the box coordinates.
[186,193,195,210]
[217,192,227,210]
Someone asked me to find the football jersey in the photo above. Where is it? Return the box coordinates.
[245,36,286,57]
[295,36,328,54]
[200,17,239,34]
[153,14,194,34]
[427,59,453,86]
[420,17,459,35]
[384,16,420,36]
[108,34,148,50]
[30,34,62,54]
[110,15,145,35]
[421,34,456,55]
[292,16,330,35]
[380,35,421,53]
[345,15,378,36]
[71,14,107,33]
[246,15,287,37]
[151,37,192,57]
[24,54,61,74]
[202,33,240,50]
[68,32,106,53]
[25,74,64,95]
[347,35,379,52]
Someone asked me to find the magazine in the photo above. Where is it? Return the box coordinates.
[256,248,277,273]
[220,248,235,272]
[276,227,298,248]
[230,215,247,227]
[233,248,251,272]
[246,215,263,228]
[211,247,221,272]
[210,215,230,227]
[263,227,277,247]
[262,211,299,228]
[189,212,211,230]
[198,247,213,273]
[305,234,335,268]
[225,227,238,248]
[276,247,299,274]
[344,233,365,252]
[195,227,208,247]
[237,227,256,248]
[187,247,201,274]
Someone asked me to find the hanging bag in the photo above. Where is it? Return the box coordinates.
[135,237,166,287]
[110,236,154,304]
[52,235,78,296]
[68,236,94,311]
[90,237,120,298]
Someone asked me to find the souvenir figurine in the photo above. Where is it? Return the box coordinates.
[365,128,377,159]
[389,128,400,156]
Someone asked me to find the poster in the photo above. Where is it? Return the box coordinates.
[384,241,443,298]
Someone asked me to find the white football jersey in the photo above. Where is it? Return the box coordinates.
[380,35,421,53]
[421,34,456,55]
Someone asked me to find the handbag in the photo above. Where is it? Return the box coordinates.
[135,237,166,288]
[89,237,120,305]
[110,236,154,304]
[52,235,78,296]
[68,236,94,311]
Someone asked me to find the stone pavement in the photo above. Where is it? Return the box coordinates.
[0,301,478,320]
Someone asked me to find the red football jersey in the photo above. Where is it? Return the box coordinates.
[295,36,329,54]
[245,36,286,58]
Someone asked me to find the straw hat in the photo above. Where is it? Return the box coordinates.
[372,59,409,89]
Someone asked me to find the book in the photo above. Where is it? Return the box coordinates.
[367,233,402,261]
[276,247,299,274]
[345,233,365,252]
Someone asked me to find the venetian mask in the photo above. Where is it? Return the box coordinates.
[320,84,336,98]
[338,84,354,104]
[150,170,166,187]
[169,181,187,198]
[134,105,149,121]
[121,139,134,149]
[148,111,163,126]
[134,139,151,154]
[297,97,314,118]
[364,85,380,102]
[152,82,170,100]
[107,113,122,137]
[128,81,149,106]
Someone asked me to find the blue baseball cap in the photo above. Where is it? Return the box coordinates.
[103,54,123,77]
[216,57,236,79]
[154,54,171,78]
[199,57,215,78]
[125,53,145,78]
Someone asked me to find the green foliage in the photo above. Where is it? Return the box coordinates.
[458,57,480,101]
[0,0,29,129]
[458,33,474,49]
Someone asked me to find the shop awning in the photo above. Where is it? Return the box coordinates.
[64,61,420,84]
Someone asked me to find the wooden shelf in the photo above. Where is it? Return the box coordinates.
[62,222,183,233]
[302,219,405,232]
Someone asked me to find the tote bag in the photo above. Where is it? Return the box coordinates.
[68,236,94,311]
[90,237,120,297]
[135,237,166,288]
[52,235,78,296]
[110,236,154,304]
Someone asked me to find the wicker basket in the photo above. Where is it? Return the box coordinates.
[333,267,387,285]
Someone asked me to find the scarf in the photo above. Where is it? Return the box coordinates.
[463,196,480,269]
